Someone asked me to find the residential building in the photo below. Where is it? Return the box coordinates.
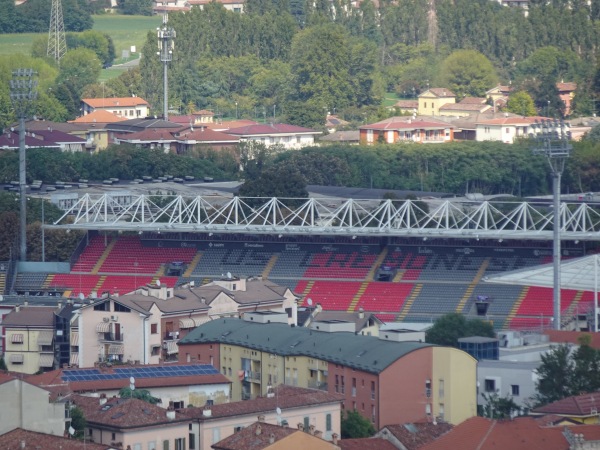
[325,115,349,133]
[3,305,57,374]
[373,422,454,450]
[75,278,297,367]
[188,0,245,12]
[299,306,384,337]
[485,85,511,110]
[418,416,568,450]
[337,438,397,450]
[557,82,577,116]
[182,385,343,449]
[393,99,418,114]
[71,394,191,450]
[27,363,231,409]
[438,97,492,117]
[531,392,600,424]
[0,128,87,152]
[225,123,321,149]
[69,110,128,151]
[178,318,477,429]
[417,88,456,116]
[476,360,539,410]
[0,428,113,450]
[319,131,360,145]
[359,117,454,145]
[0,375,67,436]
[211,421,340,450]
[475,117,534,143]
[81,97,150,119]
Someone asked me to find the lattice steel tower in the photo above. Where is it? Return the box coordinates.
[47,0,67,63]
[157,13,175,120]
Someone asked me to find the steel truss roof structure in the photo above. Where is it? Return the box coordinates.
[49,194,600,241]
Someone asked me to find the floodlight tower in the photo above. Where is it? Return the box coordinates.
[157,13,175,121]
[530,119,572,330]
[47,0,67,63]
[10,69,38,262]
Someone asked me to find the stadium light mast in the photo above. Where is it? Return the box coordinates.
[530,119,572,330]
[10,69,38,262]
[157,13,175,121]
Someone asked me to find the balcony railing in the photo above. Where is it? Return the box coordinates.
[98,332,123,342]
[307,381,328,391]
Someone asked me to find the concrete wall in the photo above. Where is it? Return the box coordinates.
[0,379,65,436]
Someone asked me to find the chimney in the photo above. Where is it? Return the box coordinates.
[99,397,107,406]
[309,424,316,435]
[257,414,265,423]
[297,423,304,431]
[255,424,262,436]
[358,307,364,319]
[332,433,339,445]
[314,430,323,439]
[15,305,20,313]
[166,410,176,420]
[269,433,275,444]
[202,406,212,417]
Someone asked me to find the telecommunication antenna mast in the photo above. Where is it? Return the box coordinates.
[47,0,67,63]
[157,13,175,120]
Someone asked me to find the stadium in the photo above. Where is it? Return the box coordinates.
[4,184,600,332]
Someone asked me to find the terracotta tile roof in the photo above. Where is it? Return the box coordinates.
[460,97,487,104]
[320,131,359,142]
[338,438,397,449]
[557,82,577,92]
[212,422,306,450]
[115,128,178,142]
[1,306,56,327]
[423,88,455,98]
[0,428,111,449]
[418,416,568,450]
[72,395,189,429]
[226,123,319,136]
[394,100,418,108]
[544,330,600,349]
[82,97,149,108]
[361,117,453,131]
[22,119,88,133]
[378,422,453,450]
[440,103,490,111]
[0,372,17,386]
[532,392,600,417]
[71,110,128,124]
[206,119,258,131]
[181,385,343,420]
[577,424,600,441]
[475,117,534,125]
[173,127,239,143]
[26,363,230,393]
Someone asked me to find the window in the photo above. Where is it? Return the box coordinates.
[371,381,375,400]
[174,438,186,450]
[484,379,496,393]
[303,416,309,431]
[163,440,170,450]
[151,324,158,334]
[148,442,156,450]
[112,433,116,441]
[439,379,445,399]
[371,405,376,423]
[113,303,131,313]
[212,428,220,444]
[352,378,356,397]
[173,401,184,409]
[189,433,195,450]
[134,444,142,450]
[94,302,109,311]
[341,376,345,394]
[511,384,520,396]
[234,426,244,432]
[326,413,332,431]
[335,375,339,393]
[151,346,160,356]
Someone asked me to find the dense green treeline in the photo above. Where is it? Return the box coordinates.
[135,0,600,122]
[0,0,94,33]
[1,140,599,197]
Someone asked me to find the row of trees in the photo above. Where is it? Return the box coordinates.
[131,0,600,125]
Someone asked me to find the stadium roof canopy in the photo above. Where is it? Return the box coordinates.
[484,254,600,292]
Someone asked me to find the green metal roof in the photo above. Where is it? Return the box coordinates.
[179,318,433,374]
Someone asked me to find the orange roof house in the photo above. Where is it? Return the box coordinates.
[81,97,150,119]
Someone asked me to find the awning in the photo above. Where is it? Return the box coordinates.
[96,322,111,333]
[70,331,79,347]
[179,318,196,329]
[11,334,24,344]
[166,340,179,355]
[193,316,210,326]
[70,353,79,366]
[10,354,24,363]
[39,353,54,368]
[37,330,54,346]
[108,344,124,355]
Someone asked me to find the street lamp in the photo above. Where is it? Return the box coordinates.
[235,102,238,120]
[529,119,572,330]
[10,68,38,262]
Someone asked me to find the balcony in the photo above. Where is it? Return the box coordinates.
[98,332,123,342]
[307,381,328,391]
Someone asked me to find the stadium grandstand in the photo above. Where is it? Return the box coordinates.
[3,192,600,332]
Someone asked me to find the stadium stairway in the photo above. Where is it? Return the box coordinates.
[42,274,54,289]
[397,283,423,321]
[347,281,369,312]
[504,286,530,328]
[562,290,585,322]
[92,239,116,274]
[94,275,107,294]
[262,254,279,279]
[392,271,404,282]
[156,264,166,277]
[366,248,389,282]
[183,253,203,278]
[0,273,5,294]
[301,280,314,298]
[456,258,490,313]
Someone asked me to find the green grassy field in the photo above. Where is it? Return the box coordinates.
[0,14,160,61]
